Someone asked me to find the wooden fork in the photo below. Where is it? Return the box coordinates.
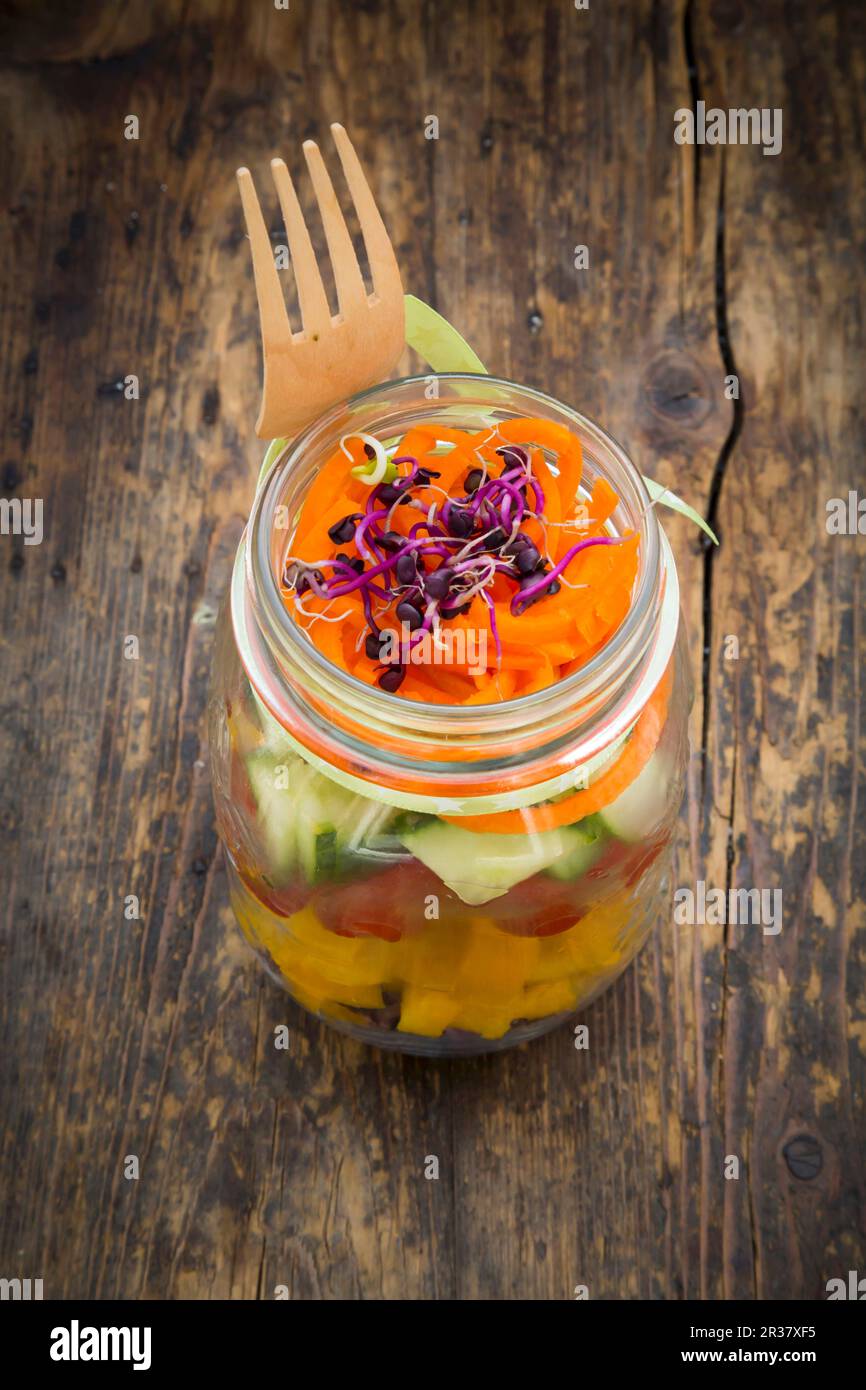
[237,124,405,440]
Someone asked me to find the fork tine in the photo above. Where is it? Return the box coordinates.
[270,158,331,337]
[329,124,402,303]
[302,139,367,318]
[236,167,292,348]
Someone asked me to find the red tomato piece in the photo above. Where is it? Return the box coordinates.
[483,873,588,937]
[586,829,671,890]
[238,865,311,919]
[314,859,447,941]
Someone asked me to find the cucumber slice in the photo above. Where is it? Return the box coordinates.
[245,750,397,883]
[399,820,575,906]
[245,750,298,878]
[546,819,605,880]
[250,689,295,757]
[596,751,671,843]
[295,772,342,881]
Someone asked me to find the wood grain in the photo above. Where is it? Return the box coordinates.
[0,0,863,1300]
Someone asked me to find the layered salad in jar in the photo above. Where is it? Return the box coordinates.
[213,409,686,1053]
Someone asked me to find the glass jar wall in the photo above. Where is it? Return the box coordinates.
[208,376,689,1056]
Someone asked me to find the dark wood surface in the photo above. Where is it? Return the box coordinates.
[1,0,864,1300]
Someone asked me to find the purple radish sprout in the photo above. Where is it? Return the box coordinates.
[510,535,626,614]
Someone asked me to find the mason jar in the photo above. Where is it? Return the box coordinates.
[208,375,689,1056]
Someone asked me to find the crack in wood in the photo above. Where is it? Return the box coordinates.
[697,149,745,795]
[683,0,701,198]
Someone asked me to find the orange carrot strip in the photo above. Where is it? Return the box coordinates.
[464,669,519,703]
[523,447,561,553]
[511,664,558,696]
[291,497,364,562]
[293,441,370,540]
[398,667,480,702]
[587,476,619,528]
[407,424,473,446]
[556,475,619,559]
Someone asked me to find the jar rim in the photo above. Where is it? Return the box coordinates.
[234,373,677,804]
[248,374,663,723]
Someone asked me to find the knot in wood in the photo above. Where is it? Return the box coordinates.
[782,1133,823,1181]
[642,352,712,428]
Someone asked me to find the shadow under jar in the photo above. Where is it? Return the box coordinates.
[208,375,690,1056]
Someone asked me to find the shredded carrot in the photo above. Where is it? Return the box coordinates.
[556,475,619,559]
[281,417,638,706]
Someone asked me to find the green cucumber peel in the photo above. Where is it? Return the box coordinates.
[404,294,488,373]
[257,435,289,490]
[640,476,718,545]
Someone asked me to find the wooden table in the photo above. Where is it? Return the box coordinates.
[2,0,863,1300]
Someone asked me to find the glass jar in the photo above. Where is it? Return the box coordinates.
[208,375,689,1056]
